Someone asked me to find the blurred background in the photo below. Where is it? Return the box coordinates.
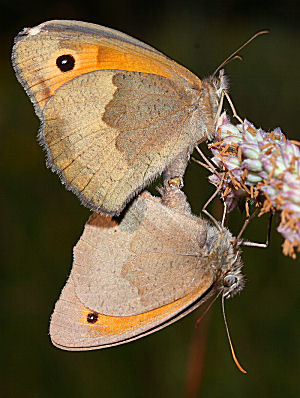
[1,0,299,397]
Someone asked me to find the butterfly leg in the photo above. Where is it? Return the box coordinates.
[240,211,273,248]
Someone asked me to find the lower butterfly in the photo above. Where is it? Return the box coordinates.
[50,189,244,351]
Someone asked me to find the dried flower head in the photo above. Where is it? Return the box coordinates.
[207,112,300,259]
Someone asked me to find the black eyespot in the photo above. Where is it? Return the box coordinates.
[56,54,75,72]
[87,312,98,324]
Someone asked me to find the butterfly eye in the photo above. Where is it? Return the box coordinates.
[56,54,75,72]
[223,275,238,288]
[86,312,98,324]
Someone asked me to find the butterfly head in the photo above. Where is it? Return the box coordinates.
[210,69,229,98]
[219,230,245,299]
[198,70,229,140]
[222,262,245,299]
[204,222,245,299]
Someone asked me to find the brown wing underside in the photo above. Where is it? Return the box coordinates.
[42,71,203,214]
[72,192,213,316]
[50,272,214,351]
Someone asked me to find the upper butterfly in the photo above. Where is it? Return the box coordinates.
[12,20,228,215]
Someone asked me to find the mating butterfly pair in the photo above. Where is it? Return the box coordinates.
[12,20,245,356]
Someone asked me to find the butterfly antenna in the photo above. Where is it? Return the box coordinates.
[222,295,247,374]
[212,30,269,78]
[214,55,243,78]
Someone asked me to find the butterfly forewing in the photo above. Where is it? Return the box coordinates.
[12,20,219,215]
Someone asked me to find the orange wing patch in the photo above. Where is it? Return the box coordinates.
[50,274,213,350]
[97,46,175,79]
[34,45,175,110]
[81,286,205,337]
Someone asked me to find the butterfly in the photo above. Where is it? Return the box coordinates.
[49,188,244,351]
[12,20,227,215]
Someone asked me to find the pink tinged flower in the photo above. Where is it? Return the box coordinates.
[240,143,260,160]
[242,159,263,172]
[207,112,300,258]
[224,157,242,170]
[246,173,263,183]
[260,185,277,198]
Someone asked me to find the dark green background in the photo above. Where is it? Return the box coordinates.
[1,1,299,397]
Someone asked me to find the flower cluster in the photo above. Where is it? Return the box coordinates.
[207,112,300,259]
